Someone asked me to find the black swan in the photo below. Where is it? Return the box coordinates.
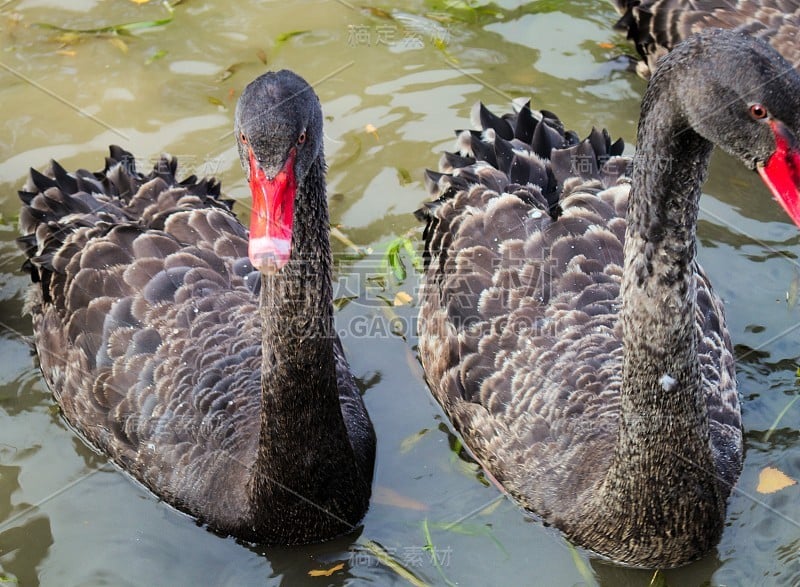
[416,29,800,567]
[612,0,800,77]
[17,70,376,544]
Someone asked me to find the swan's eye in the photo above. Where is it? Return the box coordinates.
[240,132,248,144]
[749,103,768,120]
[297,131,307,145]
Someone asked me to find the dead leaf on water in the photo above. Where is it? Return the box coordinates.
[256,48,267,64]
[129,0,150,4]
[216,62,247,83]
[598,41,615,49]
[308,562,344,577]
[55,32,82,45]
[757,466,797,494]
[365,7,393,19]
[365,123,379,140]
[393,291,413,306]
[399,427,429,453]
[56,49,77,57]
[107,36,128,54]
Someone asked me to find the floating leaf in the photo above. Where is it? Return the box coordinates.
[365,123,379,140]
[396,167,412,185]
[381,233,422,283]
[366,275,387,289]
[365,7,393,19]
[394,291,413,306]
[275,30,309,45]
[359,541,428,587]
[330,226,364,256]
[35,15,173,37]
[567,542,595,586]
[308,563,344,577]
[649,569,668,587]
[216,61,246,83]
[432,37,448,52]
[107,36,129,53]
[757,466,797,494]
[373,486,428,511]
[426,12,455,24]
[130,0,150,4]
[478,496,503,516]
[597,41,615,49]
[400,427,429,453]
[116,16,173,33]
[145,49,167,64]
[422,519,457,587]
[386,244,406,281]
[56,49,77,57]
[54,32,82,45]
[333,295,357,311]
[206,96,225,108]
[764,395,800,442]
[256,48,267,64]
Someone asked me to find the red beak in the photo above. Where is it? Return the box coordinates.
[248,147,296,272]
[758,120,800,227]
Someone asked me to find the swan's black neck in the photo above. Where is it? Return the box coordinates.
[587,74,727,565]
[248,155,367,541]
[259,156,337,387]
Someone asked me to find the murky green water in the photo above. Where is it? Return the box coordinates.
[1,1,799,585]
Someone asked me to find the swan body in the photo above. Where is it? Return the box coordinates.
[417,30,800,567]
[18,71,375,544]
[613,0,800,77]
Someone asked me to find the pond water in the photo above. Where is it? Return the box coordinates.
[1,1,800,585]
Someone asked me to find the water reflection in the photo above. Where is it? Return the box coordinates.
[2,0,800,584]
[0,465,54,587]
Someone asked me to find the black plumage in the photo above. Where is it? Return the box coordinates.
[613,0,800,77]
[18,71,375,545]
[417,30,800,567]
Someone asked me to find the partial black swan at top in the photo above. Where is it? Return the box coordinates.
[17,70,375,544]
[417,29,800,567]
[612,0,800,77]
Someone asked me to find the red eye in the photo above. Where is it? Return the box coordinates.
[297,131,306,145]
[749,103,768,120]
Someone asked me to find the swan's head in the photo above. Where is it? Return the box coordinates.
[658,28,800,227]
[234,70,324,273]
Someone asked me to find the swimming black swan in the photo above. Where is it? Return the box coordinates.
[417,29,800,567]
[612,0,800,77]
[17,70,376,544]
